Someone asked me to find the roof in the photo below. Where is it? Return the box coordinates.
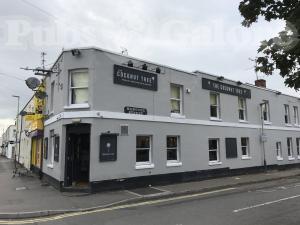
[51,46,299,100]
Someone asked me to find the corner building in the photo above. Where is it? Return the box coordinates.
[42,47,300,192]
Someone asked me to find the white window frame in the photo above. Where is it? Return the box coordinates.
[284,104,291,125]
[47,130,55,168]
[135,135,154,169]
[287,137,295,160]
[68,69,89,107]
[296,138,300,159]
[276,142,283,160]
[208,138,222,165]
[166,136,182,167]
[238,97,247,122]
[170,84,183,116]
[262,100,271,123]
[294,106,299,126]
[210,93,221,120]
[241,137,251,159]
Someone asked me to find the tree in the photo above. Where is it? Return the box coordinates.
[239,0,300,90]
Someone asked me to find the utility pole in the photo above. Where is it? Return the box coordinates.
[12,95,20,176]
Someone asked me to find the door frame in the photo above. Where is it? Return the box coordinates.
[64,123,91,187]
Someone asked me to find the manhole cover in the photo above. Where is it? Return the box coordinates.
[128,187,166,196]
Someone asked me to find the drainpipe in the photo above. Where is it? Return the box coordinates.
[260,103,267,171]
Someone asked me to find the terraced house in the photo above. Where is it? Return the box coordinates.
[42,47,300,192]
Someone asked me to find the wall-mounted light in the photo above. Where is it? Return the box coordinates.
[236,81,243,86]
[186,88,191,94]
[217,76,224,81]
[142,64,148,70]
[71,49,81,56]
[156,67,161,74]
[127,60,133,67]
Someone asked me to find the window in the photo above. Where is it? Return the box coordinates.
[287,138,294,160]
[208,139,220,163]
[276,142,283,160]
[261,100,270,122]
[48,130,55,167]
[170,84,182,114]
[284,105,291,124]
[296,138,300,159]
[167,136,181,165]
[69,70,89,105]
[294,106,299,125]
[43,138,48,160]
[238,98,247,121]
[241,138,250,159]
[136,136,152,165]
[210,93,220,119]
[50,81,55,112]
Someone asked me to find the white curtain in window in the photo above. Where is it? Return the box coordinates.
[71,71,88,87]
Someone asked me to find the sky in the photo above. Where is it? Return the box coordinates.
[0,0,297,133]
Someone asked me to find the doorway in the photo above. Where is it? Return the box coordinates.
[65,124,90,187]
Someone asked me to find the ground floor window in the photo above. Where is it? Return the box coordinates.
[296,138,300,158]
[287,138,294,159]
[276,142,283,160]
[167,136,180,163]
[208,139,220,163]
[136,136,152,164]
[241,137,250,159]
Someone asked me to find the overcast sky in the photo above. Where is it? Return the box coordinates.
[0,0,297,133]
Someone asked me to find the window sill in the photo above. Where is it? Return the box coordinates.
[135,163,155,170]
[285,124,293,127]
[263,121,272,125]
[64,103,90,110]
[210,117,222,122]
[166,161,182,167]
[209,161,222,166]
[241,156,252,160]
[277,157,283,161]
[288,157,295,161]
[170,113,186,119]
[297,156,300,160]
[294,124,300,127]
[47,164,54,169]
[239,120,248,123]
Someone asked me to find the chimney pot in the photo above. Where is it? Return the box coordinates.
[255,79,266,88]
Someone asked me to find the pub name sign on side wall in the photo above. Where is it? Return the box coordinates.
[113,64,158,91]
[202,78,251,98]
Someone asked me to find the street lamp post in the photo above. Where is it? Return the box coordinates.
[12,95,20,175]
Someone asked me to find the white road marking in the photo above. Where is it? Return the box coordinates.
[233,194,300,213]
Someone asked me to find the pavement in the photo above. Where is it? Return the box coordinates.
[1,156,300,219]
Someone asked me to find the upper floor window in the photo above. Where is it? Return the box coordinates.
[261,100,270,122]
[170,84,182,115]
[238,98,247,121]
[294,106,299,125]
[69,70,89,105]
[50,81,55,112]
[284,104,291,124]
[210,93,220,119]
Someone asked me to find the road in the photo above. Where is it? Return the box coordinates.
[2,178,300,225]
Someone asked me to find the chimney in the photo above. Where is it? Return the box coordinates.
[255,79,266,88]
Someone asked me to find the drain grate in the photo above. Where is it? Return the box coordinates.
[127,187,167,196]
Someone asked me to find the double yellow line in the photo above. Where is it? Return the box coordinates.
[0,188,236,224]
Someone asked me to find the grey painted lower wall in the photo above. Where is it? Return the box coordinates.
[43,117,300,184]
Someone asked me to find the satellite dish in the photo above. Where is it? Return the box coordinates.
[25,77,41,90]
[35,90,47,99]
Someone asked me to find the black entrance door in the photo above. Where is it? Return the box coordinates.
[65,124,90,187]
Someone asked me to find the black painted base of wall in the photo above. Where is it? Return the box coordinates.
[42,163,300,193]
